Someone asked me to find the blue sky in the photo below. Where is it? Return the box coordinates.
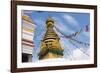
[22,10,90,61]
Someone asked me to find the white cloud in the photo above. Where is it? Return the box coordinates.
[53,15,78,35]
[63,14,80,29]
[54,22,74,35]
[55,23,68,33]
[82,31,90,37]
[72,48,89,60]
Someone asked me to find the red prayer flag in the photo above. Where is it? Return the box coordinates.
[85,25,88,32]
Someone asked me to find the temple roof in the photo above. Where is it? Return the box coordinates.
[22,15,34,24]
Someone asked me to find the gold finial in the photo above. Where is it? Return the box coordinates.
[46,16,54,23]
[46,16,54,28]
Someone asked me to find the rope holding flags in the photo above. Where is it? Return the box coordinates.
[67,28,82,38]
[69,39,89,56]
[69,37,90,46]
[54,24,90,47]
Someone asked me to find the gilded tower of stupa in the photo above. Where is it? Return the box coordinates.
[39,17,63,60]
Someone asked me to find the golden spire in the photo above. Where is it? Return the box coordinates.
[39,17,63,60]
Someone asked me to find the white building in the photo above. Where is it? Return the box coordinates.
[22,14,35,62]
